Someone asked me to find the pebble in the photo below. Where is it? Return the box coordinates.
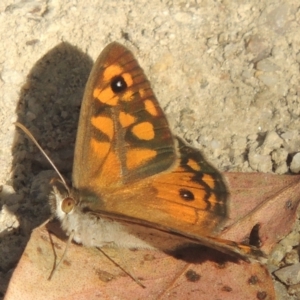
[285,250,299,265]
[210,139,221,150]
[290,153,300,174]
[0,69,24,85]
[256,58,280,72]
[267,4,289,32]
[269,243,288,266]
[281,131,298,141]
[274,281,293,299]
[288,283,300,295]
[173,12,193,24]
[272,148,289,174]
[248,131,286,172]
[257,72,279,86]
[248,151,272,173]
[280,231,300,248]
[274,263,300,285]
[274,162,288,174]
[271,148,288,164]
[260,131,283,155]
[245,35,269,62]
[0,205,20,232]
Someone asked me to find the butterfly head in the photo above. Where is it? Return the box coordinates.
[49,178,78,222]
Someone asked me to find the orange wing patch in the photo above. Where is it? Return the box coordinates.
[144,99,158,116]
[90,139,110,160]
[126,148,157,170]
[122,73,134,89]
[119,112,136,128]
[103,65,123,82]
[122,90,134,102]
[131,122,155,140]
[187,158,201,171]
[91,116,114,140]
[202,174,216,189]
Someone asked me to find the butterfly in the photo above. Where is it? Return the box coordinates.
[17,42,262,263]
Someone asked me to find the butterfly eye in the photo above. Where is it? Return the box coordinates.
[61,197,75,214]
[111,76,127,93]
[179,189,195,201]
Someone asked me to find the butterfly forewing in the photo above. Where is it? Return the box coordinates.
[73,42,176,192]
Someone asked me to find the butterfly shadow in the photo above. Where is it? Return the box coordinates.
[169,244,242,266]
[1,42,93,295]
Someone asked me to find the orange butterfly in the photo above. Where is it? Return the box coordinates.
[17,42,262,263]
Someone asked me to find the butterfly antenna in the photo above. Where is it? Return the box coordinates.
[15,122,70,194]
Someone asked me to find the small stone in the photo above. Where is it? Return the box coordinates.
[257,72,279,86]
[284,250,299,265]
[246,35,269,62]
[274,263,300,285]
[248,151,272,172]
[1,69,24,84]
[253,90,275,109]
[272,148,289,174]
[281,131,297,141]
[256,58,280,72]
[274,162,288,174]
[288,283,300,295]
[174,12,192,24]
[260,131,283,155]
[267,4,289,32]
[269,243,287,265]
[274,280,291,299]
[0,205,20,232]
[280,231,300,248]
[290,153,300,173]
[210,139,221,150]
[271,148,288,164]
[218,32,229,44]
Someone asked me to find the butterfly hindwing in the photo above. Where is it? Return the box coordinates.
[81,135,229,237]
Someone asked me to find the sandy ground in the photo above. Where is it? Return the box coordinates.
[0,0,300,299]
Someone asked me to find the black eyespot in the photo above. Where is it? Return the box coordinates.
[179,188,195,201]
[111,76,127,93]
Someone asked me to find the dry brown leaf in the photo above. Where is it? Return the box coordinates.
[6,224,275,300]
[221,173,300,253]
